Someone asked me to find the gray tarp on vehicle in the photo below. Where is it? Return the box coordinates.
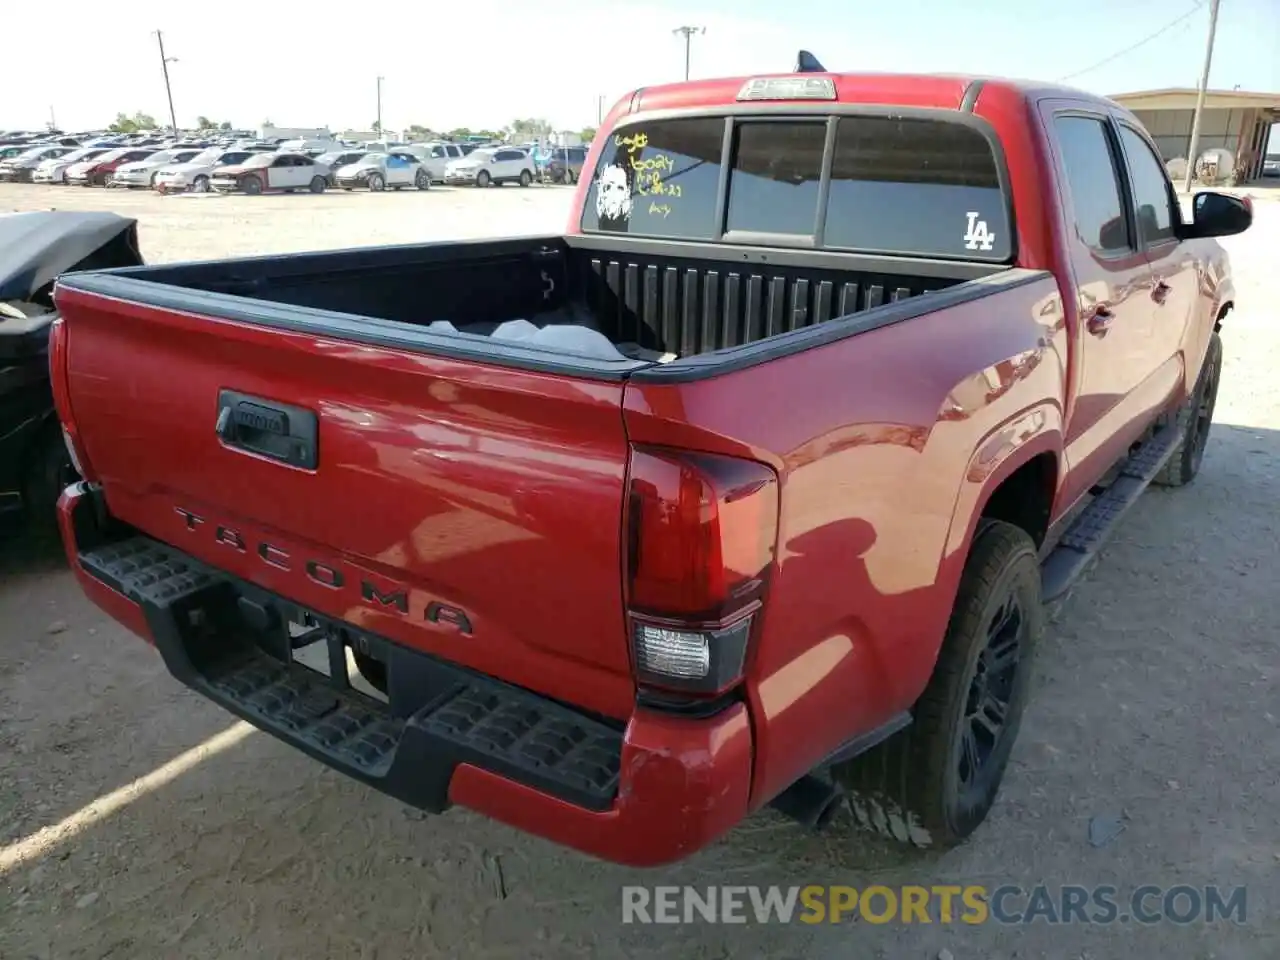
[0,211,140,304]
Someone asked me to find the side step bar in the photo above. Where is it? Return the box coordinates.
[1040,425,1181,608]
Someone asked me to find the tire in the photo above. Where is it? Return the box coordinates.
[519,169,533,187]
[150,171,160,188]
[192,175,209,193]
[834,519,1042,848]
[564,167,576,185]
[476,170,491,188]
[367,173,385,192]
[353,651,388,694]
[241,174,263,196]
[309,175,326,194]
[22,425,78,533]
[415,169,430,190]
[1154,331,1222,487]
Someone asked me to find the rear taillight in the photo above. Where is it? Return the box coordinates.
[625,446,778,696]
[48,315,96,482]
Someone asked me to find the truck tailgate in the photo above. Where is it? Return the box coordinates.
[54,286,636,720]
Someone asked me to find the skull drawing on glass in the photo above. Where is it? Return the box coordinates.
[595,163,633,231]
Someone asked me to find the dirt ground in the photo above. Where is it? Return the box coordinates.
[1,183,1278,959]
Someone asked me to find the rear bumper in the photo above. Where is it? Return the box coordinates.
[57,483,753,866]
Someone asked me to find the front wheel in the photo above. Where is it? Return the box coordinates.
[415,169,430,190]
[1154,331,1222,487]
[192,175,209,193]
[309,175,326,194]
[475,170,491,188]
[835,519,1042,848]
[519,168,533,187]
[367,173,385,192]
[240,174,263,195]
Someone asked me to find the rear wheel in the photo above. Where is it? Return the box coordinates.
[241,174,263,196]
[1155,332,1222,487]
[834,519,1042,848]
[367,172,385,192]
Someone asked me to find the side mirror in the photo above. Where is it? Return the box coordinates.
[1180,190,1252,239]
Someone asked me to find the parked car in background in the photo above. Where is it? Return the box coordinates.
[210,152,329,195]
[545,145,588,185]
[153,147,274,194]
[67,149,158,187]
[1264,155,1280,178]
[0,145,76,182]
[109,148,203,189]
[443,146,534,187]
[314,150,369,186]
[334,152,432,191]
[32,147,113,184]
[410,142,467,183]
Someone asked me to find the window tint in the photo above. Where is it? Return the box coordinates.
[825,117,1009,260]
[1118,125,1176,245]
[1054,116,1130,254]
[430,146,445,157]
[272,155,292,167]
[581,118,723,238]
[725,122,826,235]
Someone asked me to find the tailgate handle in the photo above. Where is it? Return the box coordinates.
[216,390,318,470]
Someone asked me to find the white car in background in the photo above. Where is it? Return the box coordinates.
[210,152,330,194]
[109,148,203,189]
[0,145,76,182]
[32,147,113,183]
[333,151,432,191]
[413,141,467,183]
[443,146,534,187]
[154,147,274,193]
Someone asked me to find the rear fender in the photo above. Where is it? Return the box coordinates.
[943,405,1063,572]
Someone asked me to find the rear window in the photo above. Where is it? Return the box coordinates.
[581,114,1011,261]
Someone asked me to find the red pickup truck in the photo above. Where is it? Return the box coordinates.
[50,64,1249,867]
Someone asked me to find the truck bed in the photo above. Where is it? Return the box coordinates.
[61,234,1016,377]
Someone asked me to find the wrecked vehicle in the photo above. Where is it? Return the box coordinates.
[0,212,142,527]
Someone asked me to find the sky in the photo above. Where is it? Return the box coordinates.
[2,0,1278,134]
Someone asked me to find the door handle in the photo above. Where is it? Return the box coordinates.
[1086,305,1114,337]
[1152,281,1171,305]
[216,390,319,469]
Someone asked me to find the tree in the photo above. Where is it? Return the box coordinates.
[448,127,472,139]
[579,126,597,143]
[196,115,214,129]
[108,111,159,133]
[406,124,435,140]
[371,120,382,135]
[219,121,232,131]
[508,118,551,140]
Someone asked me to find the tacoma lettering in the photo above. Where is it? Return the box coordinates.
[173,507,468,630]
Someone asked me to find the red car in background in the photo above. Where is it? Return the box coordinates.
[65,148,158,187]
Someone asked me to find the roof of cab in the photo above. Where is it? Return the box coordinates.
[631,72,1117,115]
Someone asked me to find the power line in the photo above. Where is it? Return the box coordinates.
[1057,1,1206,83]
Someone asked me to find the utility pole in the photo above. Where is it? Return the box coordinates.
[672,26,705,81]
[48,105,56,132]
[597,94,604,125]
[154,30,179,134]
[1183,0,1221,193]
[376,76,384,136]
